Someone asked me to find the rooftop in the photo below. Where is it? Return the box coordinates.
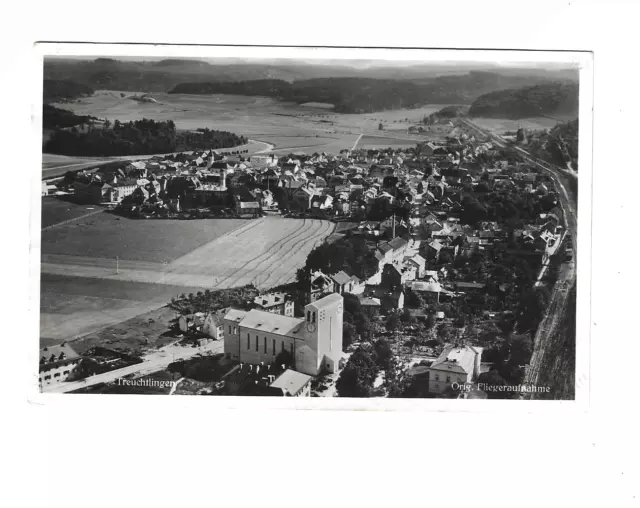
[238,309,304,337]
[270,369,313,395]
[431,344,482,375]
[40,343,80,368]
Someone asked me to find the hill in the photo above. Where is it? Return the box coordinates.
[43,79,94,103]
[43,104,95,129]
[424,105,470,124]
[169,72,575,114]
[468,82,579,119]
[44,57,578,107]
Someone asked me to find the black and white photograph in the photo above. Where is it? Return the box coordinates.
[35,44,590,402]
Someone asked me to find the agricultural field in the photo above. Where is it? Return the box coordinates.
[354,134,426,150]
[41,217,334,290]
[41,212,246,263]
[39,274,197,344]
[40,217,335,344]
[41,197,104,229]
[470,116,564,134]
[48,92,454,160]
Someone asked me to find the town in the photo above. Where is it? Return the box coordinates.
[41,118,572,399]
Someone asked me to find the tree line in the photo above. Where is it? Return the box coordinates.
[468,82,579,119]
[44,118,247,157]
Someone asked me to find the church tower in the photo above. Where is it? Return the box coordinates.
[303,293,343,371]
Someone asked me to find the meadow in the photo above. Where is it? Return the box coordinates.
[41,212,247,263]
[49,91,452,157]
[470,116,564,134]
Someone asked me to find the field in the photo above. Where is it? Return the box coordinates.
[355,134,427,150]
[40,274,204,344]
[41,217,335,343]
[41,212,246,263]
[470,116,566,134]
[47,92,452,163]
[41,197,106,229]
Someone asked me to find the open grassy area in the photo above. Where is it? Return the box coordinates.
[50,92,452,159]
[40,273,208,344]
[355,134,424,150]
[41,213,247,263]
[41,197,105,229]
[61,304,179,356]
[470,116,564,134]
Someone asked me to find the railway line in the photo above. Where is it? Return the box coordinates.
[461,118,579,399]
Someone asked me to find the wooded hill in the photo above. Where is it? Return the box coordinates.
[44,118,247,157]
[43,79,94,103]
[169,72,571,114]
[468,82,579,119]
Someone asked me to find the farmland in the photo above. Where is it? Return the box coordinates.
[40,217,335,344]
[41,217,334,289]
[469,116,566,134]
[41,197,106,229]
[40,274,200,344]
[48,91,452,160]
[354,134,426,150]
[41,212,246,263]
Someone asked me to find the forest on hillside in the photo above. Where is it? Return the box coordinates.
[43,79,94,103]
[169,72,576,114]
[43,104,95,129]
[468,82,579,119]
[44,118,247,157]
[526,119,579,170]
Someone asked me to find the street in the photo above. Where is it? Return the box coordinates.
[43,340,224,394]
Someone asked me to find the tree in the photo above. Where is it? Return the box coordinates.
[373,338,393,370]
[400,308,415,324]
[62,170,76,187]
[343,322,356,349]
[336,347,379,397]
[385,314,400,332]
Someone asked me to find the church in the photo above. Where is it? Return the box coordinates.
[222,293,344,376]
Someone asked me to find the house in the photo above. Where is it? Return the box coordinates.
[254,292,294,317]
[236,200,261,218]
[291,186,315,210]
[331,271,355,295]
[425,239,444,262]
[406,254,427,278]
[308,270,333,303]
[42,181,57,196]
[39,343,81,388]
[223,293,345,376]
[427,344,483,394]
[453,282,486,292]
[358,296,381,318]
[409,280,446,304]
[178,312,207,333]
[269,369,313,396]
[203,309,227,340]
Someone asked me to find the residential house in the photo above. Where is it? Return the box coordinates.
[427,344,482,394]
[269,369,313,397]
[236,200,261,218]
[358,296,381,318]
[308,270,333,303]
[254,292,294,317]
[39,343,82,388]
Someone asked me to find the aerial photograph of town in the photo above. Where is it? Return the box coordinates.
[38,48,581,400]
